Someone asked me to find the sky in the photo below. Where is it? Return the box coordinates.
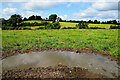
[0,0,119,21]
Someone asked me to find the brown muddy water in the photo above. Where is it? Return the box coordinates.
[1,51,119,78]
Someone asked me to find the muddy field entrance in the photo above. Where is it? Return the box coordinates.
[2,51,119,78]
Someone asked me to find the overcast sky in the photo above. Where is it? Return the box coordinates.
[0,0,119,21]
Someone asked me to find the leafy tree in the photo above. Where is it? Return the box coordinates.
[113,20,117,24]
[45,22,61,29]
[88,20,93,23]
[36,15,42,20]
[76,22,88,29]
[49,14,57,23]
[57,17,62,22]
[28,15,35,20]
[94,20,98,24]
[23,17,27,21]
[7,14,22,27]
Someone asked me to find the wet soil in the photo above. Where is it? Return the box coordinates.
[2,47,119,79]
[2,64,107,79]
[2,47,118,61]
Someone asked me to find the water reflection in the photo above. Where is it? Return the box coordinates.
[2,51,119,78]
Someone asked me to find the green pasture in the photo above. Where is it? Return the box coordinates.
[2,29,119,57]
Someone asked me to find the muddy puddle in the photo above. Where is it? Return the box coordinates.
[1,51,119,78]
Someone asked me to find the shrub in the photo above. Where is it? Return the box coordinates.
[23,28,31,30]
[110,25,120,29]
[62,27,76,29]
[41,21,49,26]
[35,27,46,30]
[52,22,61,29]
[89,27,105,29]
[45,22,61,29]
[76,22,88,29]
[2,26,31,30]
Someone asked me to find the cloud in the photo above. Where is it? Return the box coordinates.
[1,8,18,19]
[8,3,13,7]
[72,2,118,21]
[1,0,119,2]
[67,4,71,7]
[0,8,44,19]
[92,2,118,11]
[2,0,119,10]
[22,1,58,10]
[59,15,69,20]
[21,11,43,18]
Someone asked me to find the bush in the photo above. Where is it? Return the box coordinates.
[23,28,31,30]
[45,22,61,29]
[52,22,61,29]
[76,22,88,29]
[21,22,49,26]
[89,27,105,29]
[62,27,76,29]
[35,27,46,30]
[2,26,31,30]
[41,21,49,26]
[110,25,120,29]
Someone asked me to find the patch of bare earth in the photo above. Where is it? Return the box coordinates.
[2,65,106,79]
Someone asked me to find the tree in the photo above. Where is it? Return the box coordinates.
[7,14,22,27]
[88,20,93,23]
[112,20,117,24]
[57,17,62,22]
[76,22,88,29]
[0,18,6,25]
[36,15,42,20]
[23,17,27,21]
[94,20,98,24]
[49,14,57,23]
[28,15,35,20]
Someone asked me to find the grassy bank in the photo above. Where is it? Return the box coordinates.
[2,29,118,57]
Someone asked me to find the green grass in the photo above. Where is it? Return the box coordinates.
[59,22,78,28]
[2,29,119,57]
[23,20,52,23]
[22,20,116,29]
[88,24,116,29]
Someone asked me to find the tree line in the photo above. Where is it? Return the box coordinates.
[1,14,119,30]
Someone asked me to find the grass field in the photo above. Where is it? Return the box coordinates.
[2,29,118,57]
[23,20,116,29]
[23,20,52,23]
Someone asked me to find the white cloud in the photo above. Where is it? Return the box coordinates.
[1,0,119,2]
[92,2,118,11]
[67,4,71,7]
[8,3,12,7]
[1,8,18,19]
[59,15,69,20]
[22,1,58,10]
[0,8,44,19]
[21,11,43,18]
[72,2,118,21]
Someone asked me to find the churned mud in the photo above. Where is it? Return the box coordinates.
[2,65,107,79]
[1,47,119,79]
[2,47,118,61]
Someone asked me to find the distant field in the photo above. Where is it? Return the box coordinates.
[88,24,116,29]
[59,22,78,28]
[23,20,52,23]
[23,20,116,29]
[2,29,119,57]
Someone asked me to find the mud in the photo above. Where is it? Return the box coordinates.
[2,47,118,61]
[2,64,107,79]
[1,47,119,79]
